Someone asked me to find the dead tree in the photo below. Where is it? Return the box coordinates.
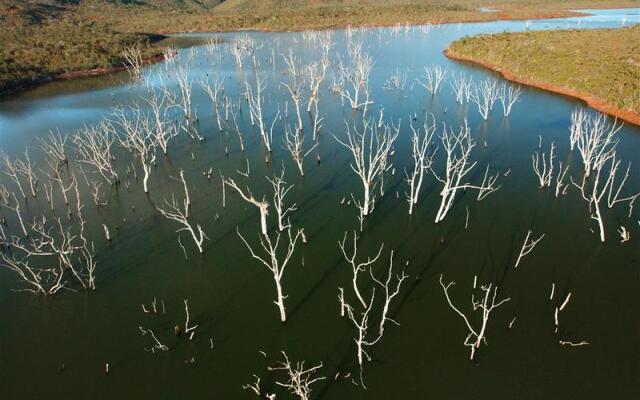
[246,77,274,152]
[4,215,95,292]
[122,46,144,80]
[417,65,448,95]
[554,292,572,333]
[439,274,510,360]
[1,153,27,199]
[338,230,384,308]
[157,194,207,255]
[73,122,119,185]
[470,78,498,120]
[334,119,398,218]
[139,327,169,353]
[266,170,297,232]
[0,189,28,237]
[382,68,407,91]
[431,121,500,223]
[450,72,472,104]
[318,31,334,68]
[343,290,381,388]
[370,250,407,336]
[224,177,270,236]
[514,230,545,268]
[555,161,570,197]
[532,141,556,188]
[305,60,328,113]
[183,299,198,339]
[231,34,256,69]
[39,129,68,169]
[497,83,521,117]
[282,50,305,132]
[571,151,639,242]
[174,66,194,125]
[405,117,435,215]
[114,107,157,193]
[15,149,38,197]
[284,124,319,176]
[41,158,75,207]
[145,90,178,155]
[200,76,225,132]
[237,227,302,322]
[569,108,587,151]
[269,352,325,400]
[575,112,621,178]
[336,42,374,111]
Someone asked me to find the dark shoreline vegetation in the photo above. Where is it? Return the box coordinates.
[445,24,640,125]
[0,7,639,399]
[1,0,639,98]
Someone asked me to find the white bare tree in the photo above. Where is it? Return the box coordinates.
[284,125,319,176]
[237,226,302,322]
[122,46,144,80]
[334,119,399,218]
[145,90,178,155]
[382,68,407,91]
[2,153,27,199]
[450,72,472,104]
[113,107,157,193]
[514,230,545,268]
[417,65,448,95]
[231,34,256,69]
[4,215,96,293]
[0,186,28,237]
[343,290,381,388]
[336,42,374,111]
[532,141,556,188]
[200,76,225,132]
[15,149,38,197]
[575,112,621,177]
[39,129,68,169]
[369,250,407,336]
[268,352,325,400]
[305,60,328,113]
[405,116,435,215]
[470,78,499,120]
[73,122,119,185]
[224,177,270,236]
[497,83,521,117]
[439,274,510,360]
[431,121,500,223]
[338,230,384,308]
[266,170,297,232]
[246,77,276,152]
[156,193,208,255]
[282,50,305,132]
[571,151,639,242]
[569,108,588,151]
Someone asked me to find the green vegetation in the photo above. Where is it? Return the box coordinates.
[0,1,167,95]
[448,25,640,115]
[1,0,639,96]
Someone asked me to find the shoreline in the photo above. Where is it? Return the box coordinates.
[444,48,640,127]
[1,5,637,99]
[0,53,166,100]
[150,10,585,34]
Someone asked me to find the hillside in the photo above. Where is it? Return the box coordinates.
[1,0,639,97]
[447,25,640,122]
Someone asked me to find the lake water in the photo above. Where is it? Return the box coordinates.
[0,8,638,400]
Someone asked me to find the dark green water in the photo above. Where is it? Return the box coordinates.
[0,9,638,400]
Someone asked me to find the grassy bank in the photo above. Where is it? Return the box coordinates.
[1,0,639,97]
[446,24,640,123]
